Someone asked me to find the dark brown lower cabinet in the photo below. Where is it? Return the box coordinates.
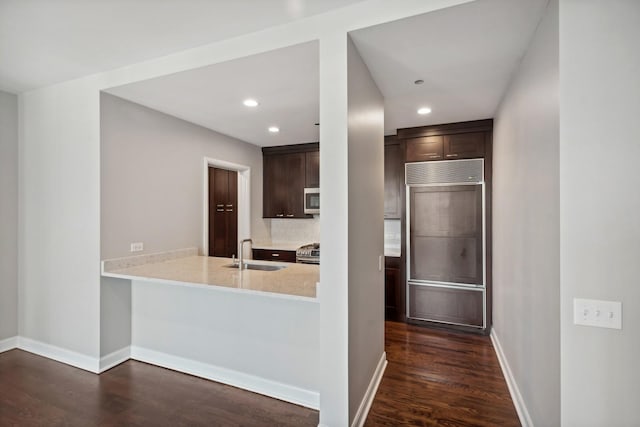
[385,256,404,321]
[252,249,296,263]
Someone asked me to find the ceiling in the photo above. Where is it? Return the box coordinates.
[351,0,549,134]
[105,0,548,146]
[0,0,366,93]
[6,0,549,146]
[106,41,319,147]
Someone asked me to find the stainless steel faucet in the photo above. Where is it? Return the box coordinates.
[238,238,253,270]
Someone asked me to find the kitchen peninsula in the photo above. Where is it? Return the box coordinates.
[102,247,319,299]
[100,248,320,409]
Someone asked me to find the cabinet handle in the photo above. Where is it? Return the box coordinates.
[428,155,440,159]
[226,204,233,207]
[216,209,224,212]
[286,214,294,217]
[446,153,458,158]
[271,253,280,257]
[226,209,233,212]
[276,213,284,217]
[216,204,224,208]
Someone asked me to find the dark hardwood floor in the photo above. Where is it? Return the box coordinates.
[0,322,519,426]
[365,321,520,426]
[0,349,318,426]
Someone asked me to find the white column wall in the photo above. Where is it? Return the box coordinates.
[19,79,102,359]
[560,1,640,426]
[346,37,385,424]
[492,1,560,425]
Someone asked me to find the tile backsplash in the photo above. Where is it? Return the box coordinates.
[384,219,401,249]
[270,217,320,244]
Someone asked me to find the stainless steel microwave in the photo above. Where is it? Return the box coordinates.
[304,188,320,214]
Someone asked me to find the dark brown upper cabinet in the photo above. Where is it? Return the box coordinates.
[263,143,318,219]
[405,136,443,162]
[444,132,485,159]
[384,136,403,219]
[305,151,320,188]
[400,119,492,163]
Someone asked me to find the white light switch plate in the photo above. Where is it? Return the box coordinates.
[130,242,144,252]
[573,298,622,329]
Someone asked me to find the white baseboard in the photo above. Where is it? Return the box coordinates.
[351,351,388,427]
[17,337,100,373]
[490,330,533,427]
[0,336,18,353]
[99,346,131,373]
[130,345,319,410]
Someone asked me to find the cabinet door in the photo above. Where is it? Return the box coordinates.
[285,152,307,218]
[384,143,403,219]
[406,136,443,162]
[443,132,485,159]
[263,154,288,218]
[209,167,238,258]
[305,151,320,188]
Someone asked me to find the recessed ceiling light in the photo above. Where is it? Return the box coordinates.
[268,126,280,133]
[243,99,259,107]
[414,79,424,85]
[417,107,432,115]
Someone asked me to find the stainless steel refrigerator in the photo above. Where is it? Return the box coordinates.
[405,159,487,330]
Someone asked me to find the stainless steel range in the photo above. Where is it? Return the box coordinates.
[296,243,320,264]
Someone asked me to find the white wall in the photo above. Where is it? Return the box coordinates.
[492,1,560,425]
[100,93,269,260]
[346,37,385,424]
[131,280,320,407]
[560,2,640,426]
[0,90,18,342]
[19,79,102,358]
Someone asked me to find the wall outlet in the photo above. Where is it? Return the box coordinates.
[573,298,622,329]
[130,242,144,252]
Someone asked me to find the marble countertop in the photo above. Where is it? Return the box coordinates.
[102,255,319,301]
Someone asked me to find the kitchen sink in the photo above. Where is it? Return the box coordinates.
[224,263,286,271]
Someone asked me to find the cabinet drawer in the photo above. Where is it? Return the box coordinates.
[408,284,484,328]
[252,248,296,263]
[443,132,485,159]
[406,136,443,162]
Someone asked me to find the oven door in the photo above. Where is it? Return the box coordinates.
[304,188,320,214]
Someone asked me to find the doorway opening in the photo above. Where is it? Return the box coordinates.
[202,157,251,257]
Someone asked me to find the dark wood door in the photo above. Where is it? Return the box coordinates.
[263,152,309,218]
[209,167,237,258]
[286,152,306,217]
[385,256,403,321]
[384,142,403,219]
[305,151,320,188]
[443,132,485,160]
[263,154,285,217]
[406,136,443,162]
